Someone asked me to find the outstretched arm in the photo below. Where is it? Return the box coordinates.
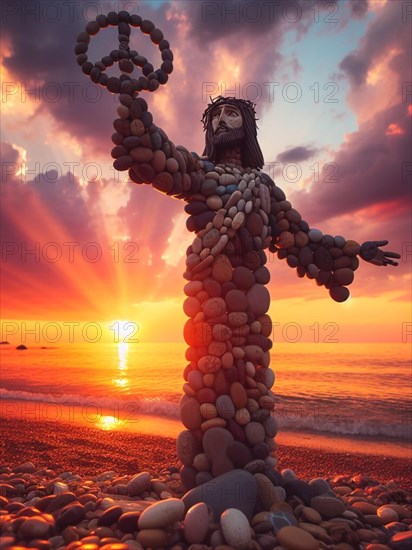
[111,95,205,199]
[260,173,400,302]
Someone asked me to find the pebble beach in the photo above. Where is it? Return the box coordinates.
[1,417,411,550]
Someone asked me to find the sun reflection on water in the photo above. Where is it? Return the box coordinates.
[112,342,130,391]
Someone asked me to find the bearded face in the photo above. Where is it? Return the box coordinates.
[211,104,245,147]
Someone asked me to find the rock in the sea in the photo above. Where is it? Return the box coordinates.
[221,508,252,549]
[182,469,258,521]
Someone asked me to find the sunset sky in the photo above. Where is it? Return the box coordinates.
[1,0,411,344]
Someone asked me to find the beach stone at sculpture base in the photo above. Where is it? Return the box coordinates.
[138,498,185,529]
[226,441,252,467]
[221,508,252,549]
[183,502,210,544]
[136,529,168,548]
[254,473,281,510]
[182,469,258,521]
[202,427,234,462]
[253,442,270,459]
[176,430,202,466]
[244,458,266,474]
[180,465,197,490]
[180,398,202,431]
[285,480,316,506]
[308,477,332,494]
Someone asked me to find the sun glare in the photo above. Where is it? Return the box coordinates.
[109,320,135,342]
[96,415,124,431]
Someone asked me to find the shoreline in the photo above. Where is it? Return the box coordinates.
[2,397,411,458]
[1,415,411,487]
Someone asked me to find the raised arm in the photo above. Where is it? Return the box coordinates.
[111,94,205,199]
[260,172,400,302]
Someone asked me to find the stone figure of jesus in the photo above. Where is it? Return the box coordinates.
[112,93,400,491]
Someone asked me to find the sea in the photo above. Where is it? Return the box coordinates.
[1,342,411,454]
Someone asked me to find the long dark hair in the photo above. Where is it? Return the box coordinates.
[201,96,264,169]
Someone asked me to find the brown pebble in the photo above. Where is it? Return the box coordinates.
[212,254,233,282]
[301,506,322,524]
[130,147,153,163]
[277,525,319,550]
[151,149,166,172]
[153,171,173,194]
[352,501,377,515]
[19,517,51,539]
[166,157,179,174]
[136,528,168,547]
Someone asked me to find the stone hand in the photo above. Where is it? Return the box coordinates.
[360,240,401,266]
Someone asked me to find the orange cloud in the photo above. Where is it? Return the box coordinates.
[386,123,405,136]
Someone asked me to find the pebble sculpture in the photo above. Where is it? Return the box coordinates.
[76,11,401,491]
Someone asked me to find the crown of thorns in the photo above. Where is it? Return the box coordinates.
[201,95,259,130]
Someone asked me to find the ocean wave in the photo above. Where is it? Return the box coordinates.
[1,388,410,439]
[275,413,411,439]
[0,388,180,418]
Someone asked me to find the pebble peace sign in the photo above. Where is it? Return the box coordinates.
[75,10,173,95]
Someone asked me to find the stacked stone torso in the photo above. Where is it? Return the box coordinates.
[177,160,280,490]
